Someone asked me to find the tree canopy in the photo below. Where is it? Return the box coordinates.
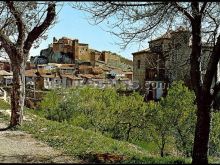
[71,2,220,164]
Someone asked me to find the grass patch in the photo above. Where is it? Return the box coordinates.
[0,111,10,123]
[209,156,220,164]
[0,99,10,110]
[20,110,190,164]
[0,99,10,124]
[134,141,158,153]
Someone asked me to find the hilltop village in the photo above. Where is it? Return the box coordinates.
[28,37,133,90]
[0,36,133,107]
[0,26,218,104]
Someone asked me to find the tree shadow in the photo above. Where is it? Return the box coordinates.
[0,125,12,131]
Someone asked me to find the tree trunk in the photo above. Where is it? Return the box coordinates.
[10,59,26,127]
[160,141,165,157]
[189,6,211,163]
[126,123,131,141]
[192,96,211,164]
[160,135,165,157]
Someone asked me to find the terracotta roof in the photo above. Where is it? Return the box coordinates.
[93,75,105,79]
[25,69,38,77]
[92,67,103,74]
[79,65,92,69]
[41,74,58,78]
[79,65,93,72]
[99,66,111,71]
[62,74,82,80]
[78,74,95,79]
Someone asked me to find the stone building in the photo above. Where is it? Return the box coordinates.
[132,26,213,99]
[132,48,166,100]
[132,49,162,89]
[30,37,132,73]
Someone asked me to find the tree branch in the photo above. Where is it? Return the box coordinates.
[6,1,25,47]
[0,30,16,59]
[108,1,166,7]
[203,35,220,91]
[200,2,207,14]
[171,2,194,21]
[23,3,56,55]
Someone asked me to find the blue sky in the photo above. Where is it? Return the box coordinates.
[30,3,144,60]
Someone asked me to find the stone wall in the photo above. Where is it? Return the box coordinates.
[133,51,149,88]
[132,28,213,89]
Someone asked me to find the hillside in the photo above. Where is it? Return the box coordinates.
[0,99,189,164]
[119,55,133,66]
[17,108,189,164]
[0,105,187,164]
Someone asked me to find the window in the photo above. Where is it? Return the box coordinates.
[137,60,141,69]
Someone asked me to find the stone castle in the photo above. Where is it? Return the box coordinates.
[30,37,132,72]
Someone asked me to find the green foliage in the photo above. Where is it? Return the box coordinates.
[39,88,75,122]
[147,81,196,157]
[38,82,196,158]
[21,111,189,164]
[135,81,196,157]
[165,81,196,157]
[146,102,172,157]
[40,86,147,142]
[210,111,220,157]
[0,99,10,110]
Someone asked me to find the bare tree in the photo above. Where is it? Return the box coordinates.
[0,1,56,127]
[71,2,220,164]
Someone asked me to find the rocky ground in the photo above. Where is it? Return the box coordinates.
[0,110,84,164]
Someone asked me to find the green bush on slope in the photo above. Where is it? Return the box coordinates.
[21,111,189,164]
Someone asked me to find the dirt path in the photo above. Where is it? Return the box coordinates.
[0,110,84,163]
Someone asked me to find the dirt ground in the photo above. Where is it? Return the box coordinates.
[0,110,84,163]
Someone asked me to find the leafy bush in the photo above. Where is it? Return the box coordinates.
[209,111,220,157]
[38,82,196,158]
[39,86,147,141]
[144,81,196,157]
[39,88,76,122]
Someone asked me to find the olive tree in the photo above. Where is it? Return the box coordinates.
[160,81,196,157]
[0,1,56,127]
